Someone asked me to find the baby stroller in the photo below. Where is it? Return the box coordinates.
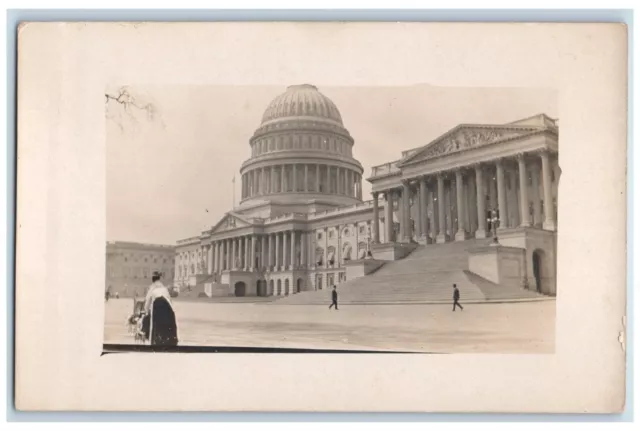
[126,298,150,344]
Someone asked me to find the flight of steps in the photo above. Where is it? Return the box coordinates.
[174,282,278,303]
[274,239,545,305]
[174,295,277,304]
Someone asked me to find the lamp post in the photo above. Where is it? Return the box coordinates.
[487,208,500,246]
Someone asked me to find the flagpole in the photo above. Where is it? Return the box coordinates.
[232,175,236,208]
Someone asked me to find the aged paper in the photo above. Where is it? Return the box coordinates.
[16,22,627,412]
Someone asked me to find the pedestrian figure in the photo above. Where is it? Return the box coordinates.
[142,271,179,346]
[452,283,464,311]
[329,285,339,310]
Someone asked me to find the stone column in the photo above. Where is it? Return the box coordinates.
[385,191,394,243]
[267,234,273,270]
[401,181,411,242]
[541,151,556,230]
[455,170,466,241]
[250,235,256,271]
[419,177,427,240]
[231,238,237,270]
[223,240,228,271]
[260,235,266,270]
[436,174,447,243]
[426,182,433,242]
[372,192,380,244]
[282,231,288,271]
[496,159,507,230]
[518,154,532,227]
[324,166,329,193]
[304,164,309,192]
[290,231,296,269]
[315,164,320,192]
[256,170,261,196]
[468,173,477,232]
[269,167,274,194]
[207,244,214,274]
[308,232,313,267]
[280,165,286,193]
[274,233,280,271]
[396,190,404,241]
[344,170,348,196]
[351,171,356,196]
[241,236,247,270]
[531,160,542,227]
[475,165,487,238]
[292,164,298,192]
[301,231,307,268]
[212,242,218,274]
[488,167,497,210]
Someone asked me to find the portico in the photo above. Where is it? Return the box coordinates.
[369,116,559,247]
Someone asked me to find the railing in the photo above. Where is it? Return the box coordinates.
[308,200,380,220]
[370,161,401,178]
[176,236,201,245]
[107,241,176,249]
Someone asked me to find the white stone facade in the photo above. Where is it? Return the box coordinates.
[175,85,559,297]
[368,113,559,295]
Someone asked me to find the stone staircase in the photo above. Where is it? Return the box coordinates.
[274,239,545,305]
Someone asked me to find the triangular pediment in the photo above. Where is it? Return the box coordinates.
[210,212,253,234]
[398,124,541,167]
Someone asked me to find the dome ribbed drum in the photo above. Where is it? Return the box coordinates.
[239,84,364,208]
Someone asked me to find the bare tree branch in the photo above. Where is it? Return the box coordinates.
[105,87,165,131]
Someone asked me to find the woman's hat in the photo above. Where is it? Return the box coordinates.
[152,271,162,278]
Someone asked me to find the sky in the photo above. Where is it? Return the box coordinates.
[106,85,557,245]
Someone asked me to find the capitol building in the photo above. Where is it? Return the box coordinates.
[173,84,559,302]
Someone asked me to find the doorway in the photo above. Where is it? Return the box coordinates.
[234,281,246,297]
[532,250,544,293]
[296,278,303,293]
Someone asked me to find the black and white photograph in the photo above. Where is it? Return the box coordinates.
[15,21,626,413]
[104,84,559,353]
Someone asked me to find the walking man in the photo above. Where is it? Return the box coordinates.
[329,285,339,310]
[452,283,464,311]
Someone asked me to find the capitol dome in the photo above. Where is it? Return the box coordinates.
[239,84,364,210]
[261,84,343,125]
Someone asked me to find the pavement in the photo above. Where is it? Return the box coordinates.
[104,298,556,354]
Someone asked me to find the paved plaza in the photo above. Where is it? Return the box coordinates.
[104,298,555,353]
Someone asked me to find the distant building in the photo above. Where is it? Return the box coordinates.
[105,241,176,297]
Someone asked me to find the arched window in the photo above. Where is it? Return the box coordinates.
[342,242,353,262]
[315,247,324,266]
[358,242,367,259]
[327,246,336,266]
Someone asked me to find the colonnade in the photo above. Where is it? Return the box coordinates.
[371,151,558,244]
[241,164,363,200]
[202,230,318,275]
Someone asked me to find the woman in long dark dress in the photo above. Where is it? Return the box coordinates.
[143,271,179,346]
